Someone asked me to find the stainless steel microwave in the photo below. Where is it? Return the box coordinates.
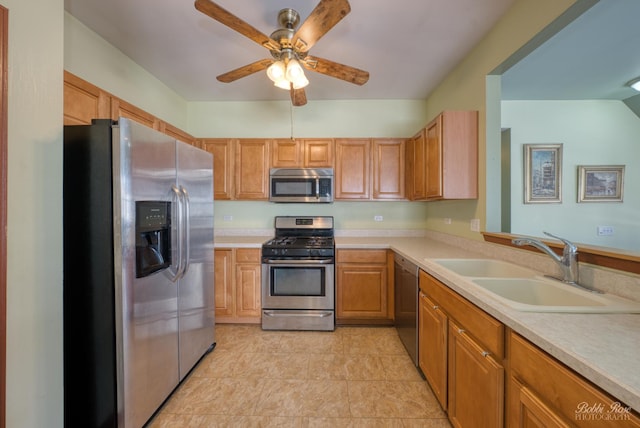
[269,168,334,203]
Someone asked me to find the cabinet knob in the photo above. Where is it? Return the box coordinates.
[458,328,465,334]
[481,351,491,358]
[433,305,439,310]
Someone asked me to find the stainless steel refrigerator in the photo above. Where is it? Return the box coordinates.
[63,118,215,428]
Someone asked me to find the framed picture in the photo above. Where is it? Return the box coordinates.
[523,144,562,204]
[578,165,624,202]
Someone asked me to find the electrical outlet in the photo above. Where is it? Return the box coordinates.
[444,218,452,224]
[597,225,614,236]
[470,218,481,232]
[374,215,383,222]
[223,215,233,221]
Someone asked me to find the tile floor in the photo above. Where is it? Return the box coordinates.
[148,324,451,427]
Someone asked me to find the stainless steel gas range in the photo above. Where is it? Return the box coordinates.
[261,216,335,331]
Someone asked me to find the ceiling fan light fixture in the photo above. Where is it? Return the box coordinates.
[273,78,292,90]
[266,57,309,91]
[292,74,309,89]
[627,77,640,92]
[267,61,286,82]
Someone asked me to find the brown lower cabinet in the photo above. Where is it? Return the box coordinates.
[419,270,504,427]
[214,248,261,323]
[419,269,640,427]
[336,249,393,325]
[508,331,640,427]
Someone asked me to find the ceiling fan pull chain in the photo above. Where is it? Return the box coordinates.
[290,102,295,141]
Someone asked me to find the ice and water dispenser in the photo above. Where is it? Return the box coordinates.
[135,201,171,278]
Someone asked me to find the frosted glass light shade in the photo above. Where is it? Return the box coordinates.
[267,61,286,82]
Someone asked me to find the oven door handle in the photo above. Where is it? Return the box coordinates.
[263,258,334,265]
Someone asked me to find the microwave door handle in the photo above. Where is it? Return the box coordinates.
[315,177,320,200]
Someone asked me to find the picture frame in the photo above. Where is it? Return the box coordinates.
[523,144,562,204]
[578,165,624,202]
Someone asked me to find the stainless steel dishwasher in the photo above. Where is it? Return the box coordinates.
[394,254,420,368]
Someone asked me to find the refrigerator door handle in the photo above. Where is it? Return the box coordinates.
[167,184,184,282]
[180,185,191,275]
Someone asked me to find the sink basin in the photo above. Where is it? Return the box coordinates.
[471,278,640,313]
[432,259,537,278]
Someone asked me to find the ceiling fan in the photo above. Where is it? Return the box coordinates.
[194,0,370,106]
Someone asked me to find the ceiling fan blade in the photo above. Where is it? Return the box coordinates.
[303,55,369,85]
[292,0,351,53]
[194,0,279,51]
[291,86,308,106]
[216,59,273,83]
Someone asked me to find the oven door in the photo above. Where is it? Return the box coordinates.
[261,259,335,310]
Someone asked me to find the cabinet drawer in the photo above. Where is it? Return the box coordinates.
[421,271,504,358]
[235,248,261,263]
[337,249,387,264]
[509,331,640,427]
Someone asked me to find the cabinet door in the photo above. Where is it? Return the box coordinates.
[272,139,301,167]
[214,249,234,317]
[406,130,427,200]
[111,97,160,130]
[235,249,261,318]
[510,378,571,428]
[448,320,504,428]
[425,115,443,199]
[337,256,388,320]
[200,139,234,200]
[303,139,334,167]
[508,331,640,428]
[419,291,448,409]
[63,71,111,125]
[160,121,196,145]
[335,139,371,199]
[235,262,261,318]
[235,139,270,200]
[373,138,405,200]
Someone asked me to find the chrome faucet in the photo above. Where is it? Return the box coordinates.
[512,231,580,285]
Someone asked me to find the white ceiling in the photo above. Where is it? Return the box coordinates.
[64,0,516,103]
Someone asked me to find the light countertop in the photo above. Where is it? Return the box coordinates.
[214,233,640,411]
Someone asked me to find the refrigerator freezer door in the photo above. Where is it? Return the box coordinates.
[176,141,215,379]
[114,118,180,428]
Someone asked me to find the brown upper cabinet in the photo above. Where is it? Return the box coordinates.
[336,138,406,201]
[425,111,478,200]
[199,139,235,200]
[64,71,111,126]
[235,139,270,200]
[335,138,371,200]
[159,121,196,146]
[271,139,334,168]
[111,98,160,131]
[406,129,427,200]
[373,138,405,200]
[64,71,196,143]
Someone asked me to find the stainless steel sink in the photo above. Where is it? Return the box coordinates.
[471,277,640,313]
[432,258,537,278]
